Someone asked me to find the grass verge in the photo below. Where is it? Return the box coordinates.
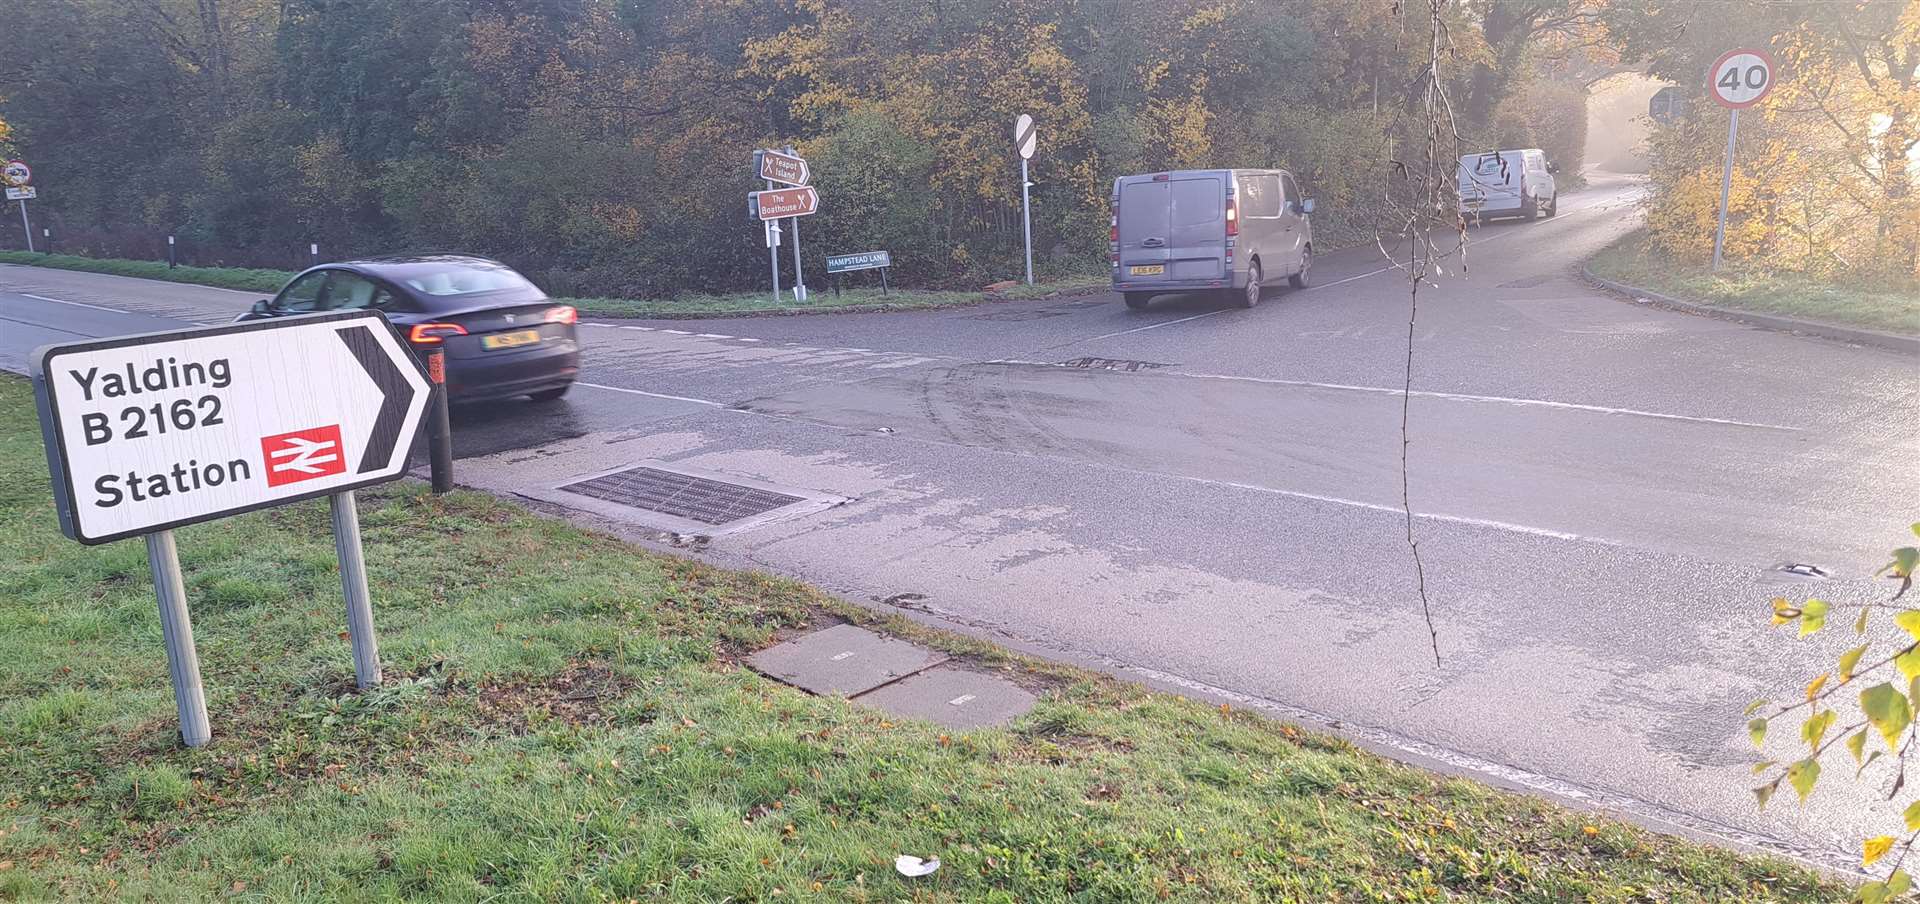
[1587,232,1920,335]
[0,250,1111,318]
[0,251,292,294]
[0,376,1850,901]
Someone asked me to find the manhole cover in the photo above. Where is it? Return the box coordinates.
[560,466,804,526]
[1059,356,1174,372]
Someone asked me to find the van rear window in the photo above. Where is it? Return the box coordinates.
[1170,178,1222,227]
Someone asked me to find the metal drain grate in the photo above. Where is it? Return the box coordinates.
[1059,356,1174,372]
[559,466,805,526]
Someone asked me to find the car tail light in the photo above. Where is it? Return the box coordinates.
[408,323,468,344]
[1225,197,1239,237]
[543,305,578,325]
[1109,214,1119,265]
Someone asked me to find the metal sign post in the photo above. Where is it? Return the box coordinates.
[30,310,431,745]
[331,491,380,689]
[146,529,210,746]
[1706,48,1775,272]
[5,161,33,254]
[1014,115,1037,285]
[785,147,808,303]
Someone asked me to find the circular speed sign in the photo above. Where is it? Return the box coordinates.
[1708,49,1775,109]
[1,160,29,187]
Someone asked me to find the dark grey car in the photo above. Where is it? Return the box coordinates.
[1110,169,1314,310]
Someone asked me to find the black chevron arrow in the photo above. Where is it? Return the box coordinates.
[334,324,414,473]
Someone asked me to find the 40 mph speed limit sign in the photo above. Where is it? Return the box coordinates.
[1709,48,1774,109]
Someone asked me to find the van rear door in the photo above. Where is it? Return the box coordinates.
[1460,151,1525,208]
[1118,175,1225,281]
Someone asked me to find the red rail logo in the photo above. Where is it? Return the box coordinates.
[260,425,346,487]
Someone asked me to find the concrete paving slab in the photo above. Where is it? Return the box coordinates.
[851,666,1037,730]
[748,623,947,696]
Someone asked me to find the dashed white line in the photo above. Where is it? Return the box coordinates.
[1074,309,1228,343]
[574,381,723,406]
[695,333,731,339]
[1161,371,1803,431]
[659,329,691,335]
[20,293,131,314]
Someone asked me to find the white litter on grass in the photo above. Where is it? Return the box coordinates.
[894,855,940,877]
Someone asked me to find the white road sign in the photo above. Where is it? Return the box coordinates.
[1014,114,1036,160]
[6,186,35,201]
[31,310,431,544]
[2,160,29,187]
[1709,48,1774,109]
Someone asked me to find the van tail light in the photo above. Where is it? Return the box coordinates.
[1109,215,1118,245]
[543,305,578,325]
[1109,214,1119,265]
[1225,198,1239,237]
[408,323,468,345]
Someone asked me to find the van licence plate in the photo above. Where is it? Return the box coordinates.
[481,329,540,350]
[1128,265,1165,276]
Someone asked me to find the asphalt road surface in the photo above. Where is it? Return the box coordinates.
[4,172,1916,869]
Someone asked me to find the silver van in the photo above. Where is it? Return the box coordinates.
[1110,168,1315,310]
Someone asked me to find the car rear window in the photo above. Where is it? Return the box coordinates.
[401,266,538,297]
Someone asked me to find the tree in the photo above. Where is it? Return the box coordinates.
[1753,527,1920,903]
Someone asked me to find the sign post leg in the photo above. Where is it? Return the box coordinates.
[146,530,211,747]
[330,491,382,691]
[790,216,807,302]
[879,267,889,296]
[19,200,33,254]
[766,179,782,304]
[1020,157,1034,285]
[1711,108,1740,272]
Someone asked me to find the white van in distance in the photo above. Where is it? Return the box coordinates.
[1458,149,1559,223]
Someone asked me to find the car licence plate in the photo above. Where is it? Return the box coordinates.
[481,329,540,350]
[1129,265,1165,276]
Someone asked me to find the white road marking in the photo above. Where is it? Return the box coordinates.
[695,333,731,339]
[621,325,653,331]
[1163,371,1802,431]
[1076,309,1228,342]
[20,293,131,314]
[575,381,723,406]
[733,404,1621,546]
[659,329,691,335]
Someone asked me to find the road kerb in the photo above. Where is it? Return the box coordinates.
[1582,267,1919,355]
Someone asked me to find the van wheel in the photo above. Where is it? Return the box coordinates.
[1236,262,1262,308]
[1289,247,1311,289]
[1123,293,1151,310]
[1521,194,1538,219]
[1544,194,1558,217]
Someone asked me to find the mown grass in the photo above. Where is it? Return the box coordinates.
[0,250,1111,318]
[0,375,1851,902]
[0,251,292,294]
[1587,232,1920,335]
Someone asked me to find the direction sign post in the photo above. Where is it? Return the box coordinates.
[1014,115,1037,285]
[784,148,808,303]
[1707,49,1775,271]
[31,310,431,743]
[6,161,34,254]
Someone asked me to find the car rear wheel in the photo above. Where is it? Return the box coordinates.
[1123,293,1152,310]
[1289,247,1311,289]
[1522,194,1538,219]
[527,384,571,402]
[1544,193,1558,217]
[1235,262,1262,308]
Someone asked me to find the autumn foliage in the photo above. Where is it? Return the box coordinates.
[0,0,1605,297]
